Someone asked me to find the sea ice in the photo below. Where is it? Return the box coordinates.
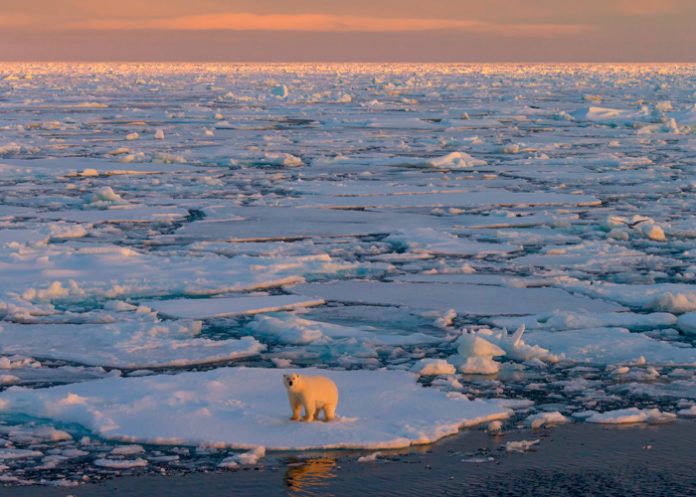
[386,228,520,256]
[525,327,696,366]
[141,295,325,320]
[0,320,265,369]
[289,281,622,316]
[585,408,676,425]
[218,447,266,468]
[505,439,539,453]
[524,411,570,429]
[677,312,696,335]
[491,310,678,332]
[0,368,510,450]
[411,359,456,376]
[0,449,44,460]
[0,63,695,483]
[248,313,439,346]
[93,458,148,469]
[426,151,487,168]
[448,333,505,374]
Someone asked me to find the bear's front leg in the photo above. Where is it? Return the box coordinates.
[290,401,302,421]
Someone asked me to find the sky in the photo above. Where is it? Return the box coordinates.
[0,0,694,62]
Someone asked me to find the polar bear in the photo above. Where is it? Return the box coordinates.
[283,373,338,422]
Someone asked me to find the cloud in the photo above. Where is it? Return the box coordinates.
[0,13,34,28]
[71,12,591,37]
[611,0,680,16]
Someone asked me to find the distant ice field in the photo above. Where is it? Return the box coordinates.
[0,63,694,485]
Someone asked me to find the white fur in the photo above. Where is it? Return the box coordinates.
[283,373,339,422]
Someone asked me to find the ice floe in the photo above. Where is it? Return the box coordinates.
[0,320,265,369]
[290,281,623,316]
[585,408,676,425]
[525,327,696,366]
[524,411,570,429]
[0,368,510,450]
[491,310,678,332]
[247,313,439,346]
[677,312,696,335]
[141,295,325,320]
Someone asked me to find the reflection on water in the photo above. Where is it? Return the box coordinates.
[284,457,337,497]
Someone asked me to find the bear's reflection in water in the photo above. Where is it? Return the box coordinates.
[284,457,337,496]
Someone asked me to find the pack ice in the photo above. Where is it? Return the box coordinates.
[0,62,695,483]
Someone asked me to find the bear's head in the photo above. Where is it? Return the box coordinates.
[283,373,303,393]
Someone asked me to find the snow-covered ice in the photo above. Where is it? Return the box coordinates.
[0,320,265,368]
[525,411,570,429]
[290,281,623,316]
[0,368,510,450]
[585,408,676,425]
[525,327,696,366]
[505,439,540,453]
[141,295,325,320]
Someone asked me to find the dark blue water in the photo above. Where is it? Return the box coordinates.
[14,422,696,497]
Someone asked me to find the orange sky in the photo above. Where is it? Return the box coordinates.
[0,0,693,61]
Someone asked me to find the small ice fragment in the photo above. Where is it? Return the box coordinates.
[457,334,505,358]
[93,457,148,469]
[87,186,126,204]
[611,366,630,376]
[427,151,486,168]
[525,411,569,429]
[677,406,696,418]
[411,358,455,376]
[263,152,303,167]
[111,445,145,456]
[0,375,19,385]
[501,144,520,154]
[461,456,495,463]
[641,224,666,242]
[486,421,503,433]
[450,332,506,374]
[271,358,293,368]
[0,449,44,460]
[357,451,380,463]
[453,356,501,375]
[586,408,676,425]
[505,439,540,453]
[219,447,265,468]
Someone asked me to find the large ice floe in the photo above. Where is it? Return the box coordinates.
[0,318,265,369]
[0,62,695,484]
[0,368,510,450]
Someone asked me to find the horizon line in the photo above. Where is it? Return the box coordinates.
[2,60,696,64]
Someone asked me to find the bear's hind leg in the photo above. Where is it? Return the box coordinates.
[323,404,336,422]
